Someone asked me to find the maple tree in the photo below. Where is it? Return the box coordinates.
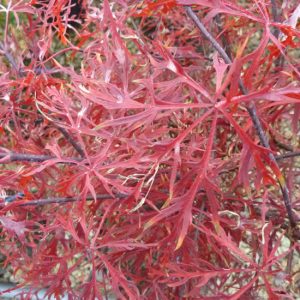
[0,0,300,298]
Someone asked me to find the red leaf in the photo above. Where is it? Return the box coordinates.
[0,216,28,243]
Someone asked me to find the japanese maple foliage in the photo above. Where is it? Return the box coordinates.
[0,0,299,299]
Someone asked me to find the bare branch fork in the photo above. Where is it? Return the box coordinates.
[184,6,297,228]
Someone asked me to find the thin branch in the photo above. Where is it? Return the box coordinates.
[271,133,294,152]
[214,14,232,60]
[56,126,86,158]
[1,193,128,208]
[275,151,300,161]
[270,0,283,68]
[0,152,82,164]
[184,7,269,147]
[184,6,296,228]
[286,245,294,273]
[185,7,231,64]
[270,0,280,39]
[1,148,298,165]
[1,188,204,209]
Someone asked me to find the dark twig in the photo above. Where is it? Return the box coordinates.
[56,126,86,158]
[0,193,128,208]
[286,245,294,274]
[214,14,232,60]
[275,151,300,161]
[4,192,25,203]
[270,0,280,39]
[271,134,294,152]
[185,7,230,64]
[270,0,284,68]
[0,152,82,164]
[184,6,296,228]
